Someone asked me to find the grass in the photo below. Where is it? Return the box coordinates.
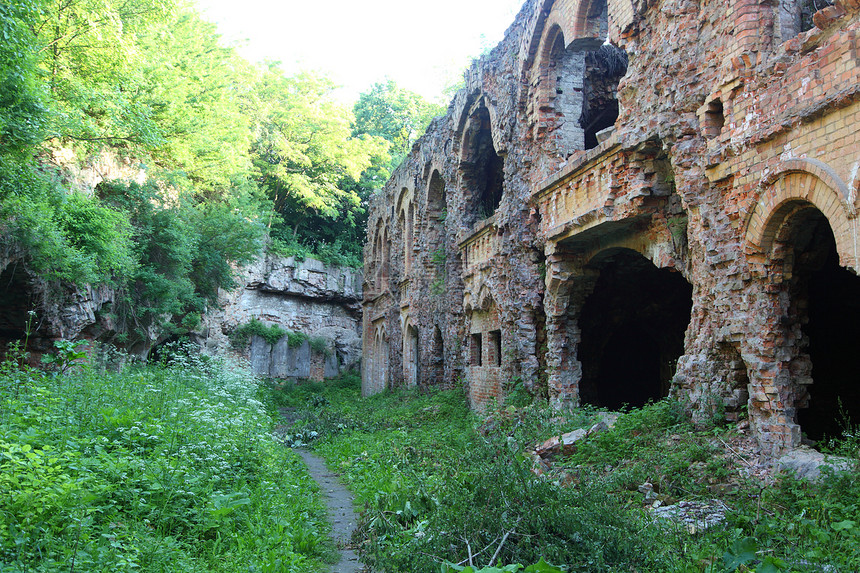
[275,379,860,573]
[0,342,334,572]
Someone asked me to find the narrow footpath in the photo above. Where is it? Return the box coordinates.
[294,448,365,573]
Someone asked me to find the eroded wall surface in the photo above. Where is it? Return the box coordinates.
[204,254,363,379]
[362,0,860,455]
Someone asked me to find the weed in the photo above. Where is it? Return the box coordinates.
[0,343,333,572]
[308,335,332,357]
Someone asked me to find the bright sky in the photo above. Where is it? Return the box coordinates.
[193,0,526,104]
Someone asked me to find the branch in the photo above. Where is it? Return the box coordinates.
[50,134,146,145]
[464,537,474,568]
[487,527,517,568]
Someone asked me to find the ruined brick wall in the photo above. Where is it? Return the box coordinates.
[363,0,860,456]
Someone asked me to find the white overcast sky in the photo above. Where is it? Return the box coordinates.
[193,0,526,103]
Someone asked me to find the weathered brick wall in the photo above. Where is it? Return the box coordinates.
[363,0,860,456]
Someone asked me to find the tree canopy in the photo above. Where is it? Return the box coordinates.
[353,79,446,165]
[0,0,443,345]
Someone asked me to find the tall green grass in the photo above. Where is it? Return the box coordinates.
[279,381,860,573]
[0,343,333,572]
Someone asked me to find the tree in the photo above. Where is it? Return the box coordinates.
[249,68,389,245]
[0,1,48,157]
[352,79,445,165]
[136,8,256,195]
[31,0,175,148]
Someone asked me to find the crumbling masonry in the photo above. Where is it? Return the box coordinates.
[362,0,860,455]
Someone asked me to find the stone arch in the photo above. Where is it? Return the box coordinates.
[372,324,390,391]
[459,101,505,224]
[747,167,860,444]
[401,316,419,388]
[428,324,445,385]
[572,0,611,41]
[535,25,587,153]
[545,247,692,409]
[787,209,860,442]
[526,0,627,153]
[522,0,604,75]
[454,93,505,157]
[745,159,856,271]
[406,202,414,273]
[370,220,382,295]
[378,224,391,291]
[427,169,447,220]
[396,188,415,275]
[371,218,392,293]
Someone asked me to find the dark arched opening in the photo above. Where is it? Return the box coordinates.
[427,171,448,267]
[581,43,628,150]
[786,208,860,442]
[430,325,444,385]
[0,264,48,364]
[577,249,692,409]
[461,106,504,223]
[405,323,419,388]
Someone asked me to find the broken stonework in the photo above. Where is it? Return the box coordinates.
[777,446,856,481]
[651,500,730,534]
[531,411,619,460]
[361,0,860,458]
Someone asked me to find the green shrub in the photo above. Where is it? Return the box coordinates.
[0,342,333,572]
[286,330,309,349]
[0,174,135,286]
[308,335,331,356]
[230,319,315,350]
[269,235,362,268]
[231,319,288,346]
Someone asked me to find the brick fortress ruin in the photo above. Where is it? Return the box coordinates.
[361,0,860,455]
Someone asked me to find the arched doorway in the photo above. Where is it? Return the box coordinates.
[429,325,444,385]
[783,207,860,441]
[460,104,504,224]
[404,322,419,388]
[576,249,692,409]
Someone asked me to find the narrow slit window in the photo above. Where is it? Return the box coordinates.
[488,330,502,366]
[470,333,483,366]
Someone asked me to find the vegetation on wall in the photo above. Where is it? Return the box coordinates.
[229,319,334,355]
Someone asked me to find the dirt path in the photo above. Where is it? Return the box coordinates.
[277,407,366,572]
[294,448,365,573]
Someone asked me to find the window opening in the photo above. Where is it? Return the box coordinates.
[461,106,504,223]
[704,99,725,139]
[488,329,502,366]
[470,333,483,367]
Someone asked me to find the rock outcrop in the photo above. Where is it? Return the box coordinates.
[203,254,363,379]
[1,240,363,379]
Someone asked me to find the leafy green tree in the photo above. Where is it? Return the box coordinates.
[352,79,445,164]
[137,8,256,195]
[98,180,262,344]
[0,0,48,157]
[32,0,175,148]
[1,173,135,286]
[249,68,389,248]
